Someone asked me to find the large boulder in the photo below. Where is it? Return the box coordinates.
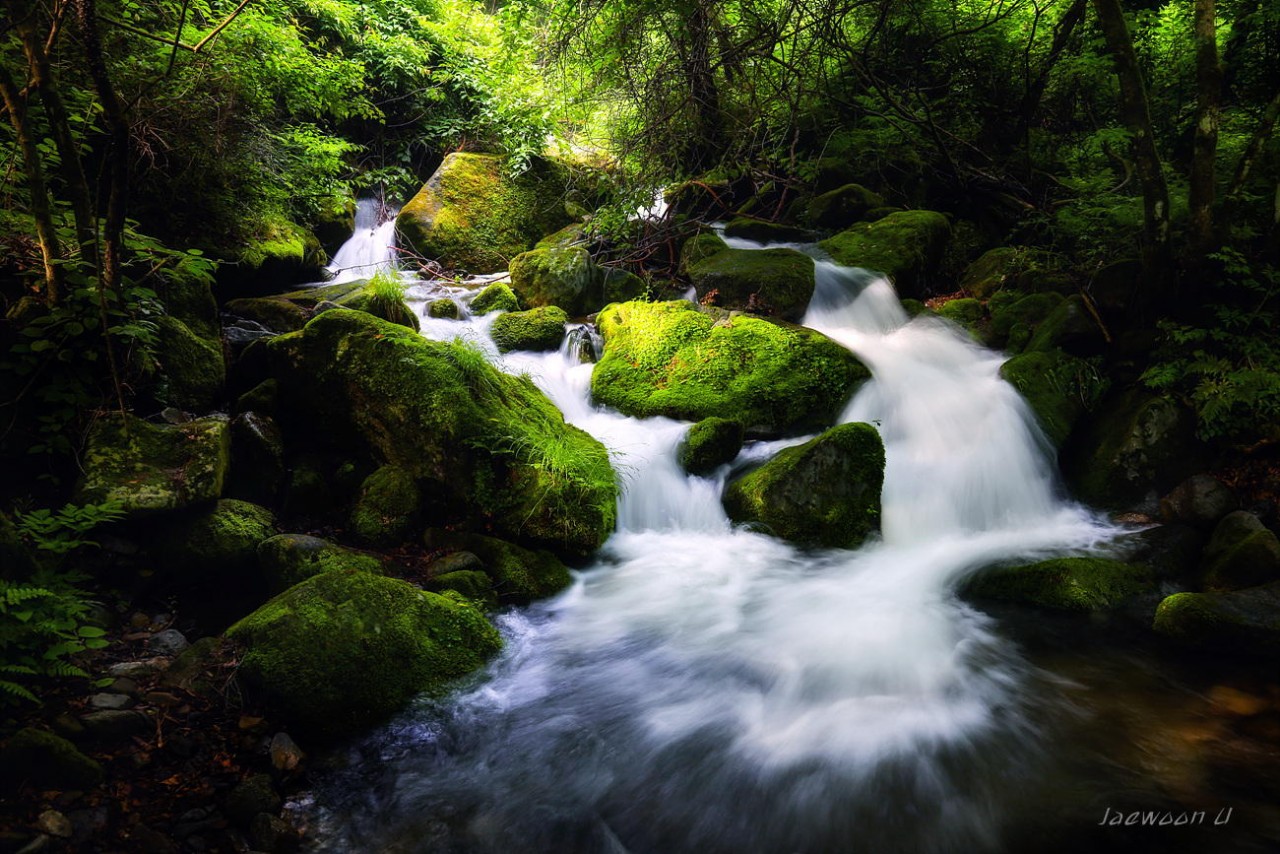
[963,557,1154,611]
[269,310,616,556]
[1000,349,1108,449]
[679,231,730,274]
[156,266,220,341]
[509,247,600,315]
[818,211,951,298]
[469,282,521,315]
[349,465,422,547]
[679,417,745,476]
[425,529,571,603]
[256,534,382,593]
[686,247,816,321]
[986,291,1064,352]
[226,570,501,738]
[1153,585,1280,655]
[225,297,310,333]
[591,301,870,435]
[153,499,277,578]
[490,306,568,353]
[723,422,884,548]
[1200,511,1280,591]
[795,183,885,230]
[1024,295,1104,355]
[223,220,326,296]
[75,415,230,517]
[155,316,225,411]
[396,153,575,274]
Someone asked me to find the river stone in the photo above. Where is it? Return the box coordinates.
[963,557,1154,611]
[0,728,104,791]
[1154,584,1280,655]
[686,247,816,321]
[75,414,231,518]
[723,422,884,549]
[818,211,951,298]
[1116,523,1207,580]
[509,247,601,315]
[490,306,569,353]
[721,218,816,244]
[591,300,870,435]
[257,534,382,592]
[1200,511,1280,591]
[679,231,730,274]
[427,299,460,319]
[1000,349,1108,449]
[424,529,571,603]
[80,710,152,741]
[469,282,521,315]
[152,499,277,579]
[795,183,885,230]
[226,570,501,738]
[1159,475,1239,530]
[679,417,745,476]
[147,629,191,657]
[269,733,305,773]
[225,297,310,333]
[349,465,422,547]
[155,315,225,411]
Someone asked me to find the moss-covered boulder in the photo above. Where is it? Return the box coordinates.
[509,247,601,315]
[601,267,647,304]
[796,183,885,230]
[987,291,1064,352]
[225,297,311,333]
[156,267,220,341]
[153,499,277,578]
[679,417,745,476]
[490,306,569,353]
[75,414,231,517]
[425,529,571,603]
[591,301,868,434]
[313,194,357,254]
[428,569,497,607]
[427,299,461,319]
[1200,511,1280,591]
[1025,295,1103,355]
[818,211,951,298]
[256,534,382,593]
[722,218,816,244]
[0,728,103,791]
[936,297,985,338]
[349,465,422,547]
[723,422,884,548]
[155,316,225,411]
[226,570,501,738]
[469,282,521,315]
[1153,586,1280,655]
[535,223,588,250]
[269,310,616,556]
[225,220,326,295]
[960,247,1056,299]
[963,557,1154,611]
[395,153,574,274]
[679,231,730,274]
[1000,349,1108,448]
[687,247,816,321]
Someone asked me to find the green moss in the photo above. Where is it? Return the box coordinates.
[687,247,816,321]
[1200,511,1280,591]
[1000,349,1108,448]
[425,529,571,603]
[349,465,422,547]
[960,247,1056,299]
[272,310,616,556]
[601,267,647,304]
[1024,295,1097,353]
[225,297,310,333]
[395,153,573,274]
[428,299,461,319]
[723,422,884,548]
[936,297,985,338]
[818,210,951,298]
[75,414,231,517]
[226,570,501,738]
[509,247,601,315]
[428,569,497,607]
[237,219,325,277]
[469,282,521,315]
[535,223,588,250]
[591,301,870,434]
[236,379,279,415]
[988,292,1064,352]
[679,417,745,475]
[156,266,220,341]
[797,183,885,229]
[964,557,1154,611]
[155,315,225,411]
[154,499,277,577]
[0,728,103,791]
[257,533,383,592]
[490,306,569,353]
[679,231,729,274]
[1153,585,1280,655]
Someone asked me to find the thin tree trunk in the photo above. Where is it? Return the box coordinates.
[1224,86,1280,211]
[1017,0,1088,141]
[684,0,726,171]
[0,66,62,303]
[1092,0,1172,290]
[1189,0,1220,256]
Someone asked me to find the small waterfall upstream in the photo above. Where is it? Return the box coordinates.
[306,246,1124,853]
[325,198,398,284]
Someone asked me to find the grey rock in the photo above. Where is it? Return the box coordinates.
[148,629,191,656]
[89,693,135,711]
[1160,474,1239,529]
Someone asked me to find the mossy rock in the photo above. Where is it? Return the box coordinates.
[960,247,1056,299]
[722,218,816,244]
[491,306,569,353]
[428,569,497,607]
[226,570,501,738]
[796,183,885,230]
[1153,586,1280,655]
[601,267,647,304]
[313,193,357,254]
[156,266,220,341]
[535,223,588,250]
[0,728,103,792]
[469,282,521,315]
[591,301,870,435]
[425,529,571,603]
[395,153,574,274]
[1200,511,1280,592]
[269,310,616,556]
[679,417,745,475]
[679,231,729,274]
[227,219,326,294]
[509,247,601,315]
[427,299,461,319]
[818,211,952,298]
[1024,295,1102,355]
[256,534,383,593]
[153,499,278,578]
[155,316,225,411]
[75,414,231,517]
[225,297,310,333]
[687,247,816,321]
[1000,349,1108,449]
[723,422,884,548]
[349,465,422,547]
[987,292,1064,352]
[963,557,1154,611]
[936,297,985,338]
[284,460,338,518]
[226,412,285,505]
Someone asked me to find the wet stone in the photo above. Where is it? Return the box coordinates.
[89,693,135,711]
[147,628,191,656]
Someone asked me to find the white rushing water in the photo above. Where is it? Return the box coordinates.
[324,198,398,284]
[312,246,1119,853]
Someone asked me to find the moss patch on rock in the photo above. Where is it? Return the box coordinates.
[964,557,1154,611]
[987,292,1064,352]
[722,218,816,244]
[257,534,383,593]
[425,529,571,603]
[679,417,745,475]
[0,728,103,791]
[687,247,816,321]
[1200,511,1280,591]
[723,422,884,548]
[1153,585,1280,655]
[155,315,225,411]
[225,297,311,333]
[818,210,951,298]
[796,183,885,230]
[591,300,869,435]
[1001,349,1108,448]
[227,570,501,738]
[491,306,569,353]
[428,299,461,319]
[960,247,1056,299]
[679,231,729,274]
[509,247,600,315]
[349,465,422,547]
[469,282,521,315]
[153,499,277,578]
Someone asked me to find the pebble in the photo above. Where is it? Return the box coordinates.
[270,733,305,773]
[107,658,169,679]
[147,629,190,656]
[36,811,71,839]
[107,677,139,696]
[80,710,151,741]
[89,692,135,711]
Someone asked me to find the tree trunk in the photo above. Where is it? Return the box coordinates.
[1091,0,1172,291]
[1189,0,1221,257]
[1223,86,1280,215]
[0,66,62,303]
[1017,0,1089,141]
[684,0,726,171]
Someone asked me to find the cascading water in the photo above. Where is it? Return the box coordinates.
[306,246,1122,853]
[324,198,399,284]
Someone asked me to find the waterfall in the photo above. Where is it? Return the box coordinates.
[324,198,398,283]
[308,251,1118,853]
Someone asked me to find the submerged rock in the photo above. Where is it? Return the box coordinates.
[269,310,616,556]
[256,534,382,592]
[723,422,884,549]
[469,282,521,315]
[963,557,1154,611]
[1153,584,1280,655]
[1200,511,1280,591]
[349,465,422,547]
[679,417,745,476]
[818,211,951,298]
[490,306,568,353]
[686,247,816,321]
[591,300,869,435]
[425,529,572,603]
[227,570,501,738]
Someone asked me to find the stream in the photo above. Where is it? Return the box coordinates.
[297,220,1280,853]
